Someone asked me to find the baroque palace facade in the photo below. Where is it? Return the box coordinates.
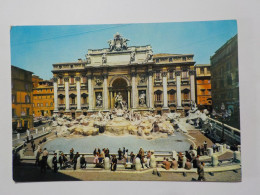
[52,33,196,117]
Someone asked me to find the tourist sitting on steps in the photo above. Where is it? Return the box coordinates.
[177,152,183,168]
[162,158,171,170]
[80,155,87,169]
[185,159,192,170]
[171,158,178,170]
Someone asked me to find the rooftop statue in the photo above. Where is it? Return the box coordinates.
[108,32,129,51]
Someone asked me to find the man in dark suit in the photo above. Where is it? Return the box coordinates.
[111,155,117,171]
[59,153,64,169]
[73,152,80,170]
[52,153,58,173]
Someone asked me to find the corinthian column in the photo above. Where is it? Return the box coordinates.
[176,71,182,108]
[148,71,153,108]
[131,72,137,109]
[64,76,70,112]
[103,73,108,110]
[162,71,168,109]
[190,70,196,103]
[53,77,58,113]
[76,76,81,111]
[88,74,93,110]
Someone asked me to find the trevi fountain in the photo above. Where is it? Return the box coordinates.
[43,93,210,153]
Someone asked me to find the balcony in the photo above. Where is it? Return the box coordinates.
[81,83,87,89]
[58,104,65,110]
[168,101,176,106]
[69,84,76,90]
[182,100,191,106]
[167,79,175,85]
[154,78,162,86]
[154,101,163,107]
[58,84,64,91]
[81,104,89,109]
[70,104,77,109]
[181,78,190,85]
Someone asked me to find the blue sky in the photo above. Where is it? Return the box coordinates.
[10,20,237,80]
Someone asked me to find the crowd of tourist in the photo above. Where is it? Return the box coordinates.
[31,140,228,181]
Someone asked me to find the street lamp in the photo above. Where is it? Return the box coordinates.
[212,103,232,143]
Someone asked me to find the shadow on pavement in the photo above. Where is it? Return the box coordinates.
[13,162,81,182]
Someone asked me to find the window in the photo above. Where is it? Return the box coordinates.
[37,103,40,107]
[71,77,74,84]
[169,58,173,62]
[169,70,174,80]
[83,97,87,104]
[12,109,15,117]
[26,108,30,116]
[156,59,159,63]
[156,72,161,80]
[184,93,189,100]
[46,103,48,107]
[182,57,186,61]
[156,94,161,101]
[182,71,189,79]
[50,102,53,106]
[169,93,175,101]
[41,103,43,107]
[82,76,87,83]
[59,78,63,84]
[71,97,75,104]
[200,68,204,74]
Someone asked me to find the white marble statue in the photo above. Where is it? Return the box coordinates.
[139,91,146,106]
[115,92,124,109]
[96,93,102,107]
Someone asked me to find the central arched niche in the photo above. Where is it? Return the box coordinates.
[111,77,128,108]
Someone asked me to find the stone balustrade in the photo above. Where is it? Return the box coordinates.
[208,118,240,145]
